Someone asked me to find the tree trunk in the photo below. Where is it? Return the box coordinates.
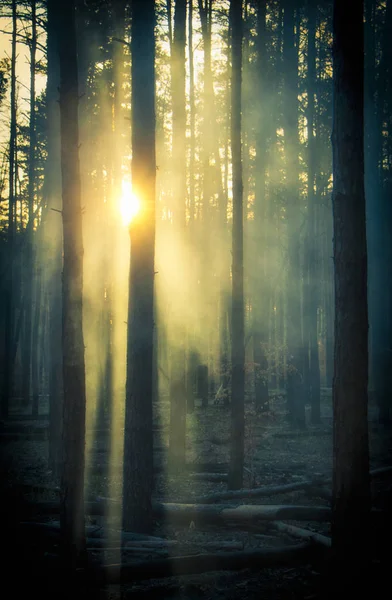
[168,0,187,474]
[253,0,270,414]
[2,0,17,420]
[57,0,87,567]
[22,0,37,410]
[330,0,371,588]
[228,0,245,491]
[282,0,305,428]
[31,271,42,417]
[46,0,63,478]
[306,0,321,424]
[122,0,156,534]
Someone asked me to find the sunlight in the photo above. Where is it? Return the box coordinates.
[119,179,141,225]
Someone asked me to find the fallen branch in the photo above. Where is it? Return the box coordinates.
[77,543,319,584]
[88,546,169,557]
[273,429,332,438]
[28,500,332,523]
[269,521,331,548]
[306,487,332,502]
[188,473,228,483]
[189,480,320,504]
[19,521,172,544]
[90,462,230,476]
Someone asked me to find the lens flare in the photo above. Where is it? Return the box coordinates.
[120,179,140,225]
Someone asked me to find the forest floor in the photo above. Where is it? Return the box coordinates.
[1,389,392,599]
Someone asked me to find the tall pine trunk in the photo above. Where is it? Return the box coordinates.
[122,0,156,534]
[22,0,37,409]
[253,0,270,413]
[228,0,244,491]
[168,0,187,473]
[57,0,87,566]
[282,0,305,428]
[306,0,320,423]
[330,0,371,588]
[2,0,17,419]
[47,0,63,477]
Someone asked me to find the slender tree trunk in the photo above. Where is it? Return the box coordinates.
[57,0,87,567]
[330,0,371,589]
[228,0,244,491]
[122,0,156,534]
[47,0,63,476]
[188,0,195,225]
[31,271,41,417]
[306,0,321,424]
[2,0,17,419]
[282,0,305,428]
[168,0,187,473]
[22,0,37,409]
[253,0,269,413]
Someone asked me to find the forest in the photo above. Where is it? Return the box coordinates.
[0,0,391,598]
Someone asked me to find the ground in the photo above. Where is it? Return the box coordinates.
[1,390,391,599]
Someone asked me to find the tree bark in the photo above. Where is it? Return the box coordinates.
[331,0,371,587]
[168,0,187,474]
[228,0,245,491]
[2,0,17,420]
[57,0,87,567]
[46,0,63,477]
[306,0,321,424]
[282,0,305,428]
[122,0,156,534]
[22,0,37,410]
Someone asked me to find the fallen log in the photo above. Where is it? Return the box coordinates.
[89,462,230,476]
[0,430,48,441]
[370,466,392,479]
[273,429,332,438]
[189,480,319,504]
[306,487,332,502]
[269,521,331,548]
[88,546,170,557]
[27,500,332,523]
[19,521,172,544]
[77,543,320,584]
[188,473,228,483]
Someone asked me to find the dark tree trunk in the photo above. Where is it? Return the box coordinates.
[228,0,245,491]
[253,0,270,414]
[57,0,87,567]
[168,0,187,473]
[188,0,195,224]
[306,0,321,424]
[282,0,305,428]
[31,272,42,417]
[330,0,371,588]
[2,0,17,420]
[122,0,156,534]
[22,0,37,410]
[46,0,63,477]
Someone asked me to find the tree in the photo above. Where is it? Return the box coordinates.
[46,0,63,477]
[57,0,87,567]
[330,0,371,587]
[122,0,156,534]
[282,0,305,428]
[22,0,37,410]
[168,0,187,473]
[252,0,270,413]
[305,0,321,424]
[228,0,244,491]
[1,0,17,420]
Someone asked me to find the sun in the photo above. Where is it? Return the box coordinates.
[119,179,140,226]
